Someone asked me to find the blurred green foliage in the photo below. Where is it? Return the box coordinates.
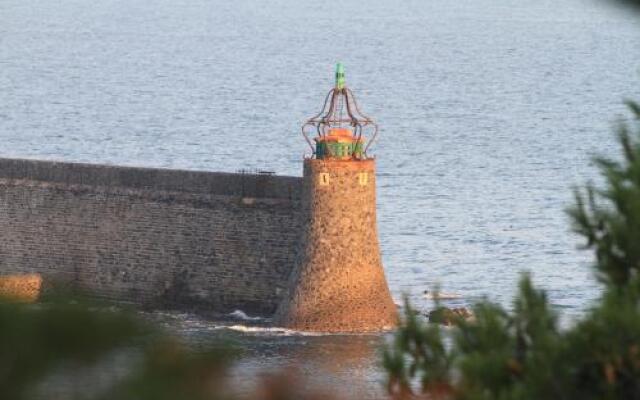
[619,0,640,9]
[0,297,147,400]
[0,291,343,400]
[102,338,237,400]
[383,102,640,399]
[0,295,241,400]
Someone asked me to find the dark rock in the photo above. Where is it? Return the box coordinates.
[427,307,473,326]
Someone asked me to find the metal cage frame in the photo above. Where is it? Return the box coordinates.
[302,86,379,157]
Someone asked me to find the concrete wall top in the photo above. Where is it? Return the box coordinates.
[0,158,302,200]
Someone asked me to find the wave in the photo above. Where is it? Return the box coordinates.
[228,309,263,321]
[222,324,325,336]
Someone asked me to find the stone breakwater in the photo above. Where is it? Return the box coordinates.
[0,157,397,331]
[0,274,42,302]
[0,158,302,315]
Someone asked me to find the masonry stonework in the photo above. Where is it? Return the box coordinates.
[0,274,42,302]
[274,159,398,332]
[0,156,398,331]
[0,158,302,315]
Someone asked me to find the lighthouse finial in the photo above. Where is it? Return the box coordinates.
[335,63,345,89]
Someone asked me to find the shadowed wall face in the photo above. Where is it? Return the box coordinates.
[0,158,303,315]
[275,159,398,332]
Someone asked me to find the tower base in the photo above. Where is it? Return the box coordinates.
[274,159,397,332]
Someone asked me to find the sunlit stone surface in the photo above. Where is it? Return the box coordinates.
[275,159,398,332]
[0,274,42,302]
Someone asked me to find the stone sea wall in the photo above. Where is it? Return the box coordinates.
[0,158,303,315]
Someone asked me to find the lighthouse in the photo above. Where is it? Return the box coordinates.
[274,64,398,332]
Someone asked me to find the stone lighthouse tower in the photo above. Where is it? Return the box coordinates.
[274,64,398,332]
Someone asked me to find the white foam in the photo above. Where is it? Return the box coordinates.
[423,291,462,300]
[228,309,263,321]
[223,324,325,336]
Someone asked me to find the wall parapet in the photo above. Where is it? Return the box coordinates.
[0,158,302,200]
